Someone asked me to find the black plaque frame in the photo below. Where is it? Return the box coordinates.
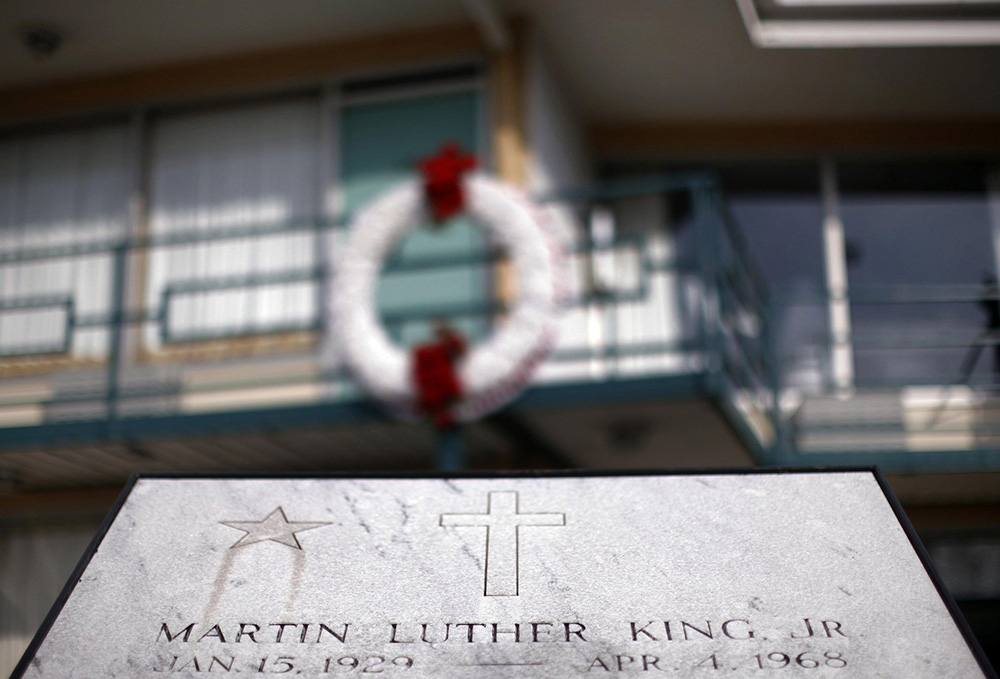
[11,467,998,679]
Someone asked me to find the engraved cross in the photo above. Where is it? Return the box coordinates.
[440,490,565,596]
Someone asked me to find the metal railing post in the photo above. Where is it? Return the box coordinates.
[765,295,788,465]
[106,243,128,438]
[105,110,147,440]
[692,183,724,395]
[435,427,466,471]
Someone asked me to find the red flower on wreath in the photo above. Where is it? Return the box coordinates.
[413,323,467,428]
[418,143,476,222]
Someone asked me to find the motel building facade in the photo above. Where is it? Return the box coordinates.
[0,0,999,672]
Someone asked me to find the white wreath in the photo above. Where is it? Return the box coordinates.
[332,174,567,422]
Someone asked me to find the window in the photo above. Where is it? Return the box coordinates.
[0,125,129,362]
[839,160,995,384]
[0,66,488,379]
[145,99,321,350]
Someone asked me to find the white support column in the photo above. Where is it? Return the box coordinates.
[108,109,147,425]
[988,169,1000,280]
[820,158,854,394]
[121,110,147,366]
[317,86,342,393]
[588,205,615,378]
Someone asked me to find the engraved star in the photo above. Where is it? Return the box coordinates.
[221,507,330,550]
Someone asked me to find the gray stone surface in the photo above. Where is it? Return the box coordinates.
[18,472,989,678]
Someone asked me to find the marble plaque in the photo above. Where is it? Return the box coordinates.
[13,470,995,678]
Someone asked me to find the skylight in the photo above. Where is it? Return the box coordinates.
[738,0,1000,46]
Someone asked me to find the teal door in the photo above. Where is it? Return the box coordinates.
[340,90,488,347]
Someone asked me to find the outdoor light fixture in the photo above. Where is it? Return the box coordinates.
[737,0,1000,45]
[19,24,65,60]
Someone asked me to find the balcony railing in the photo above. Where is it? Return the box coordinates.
[1,171,997,473]
[776,284,1000,471]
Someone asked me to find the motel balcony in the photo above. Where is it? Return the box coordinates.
[1,166,1000,496]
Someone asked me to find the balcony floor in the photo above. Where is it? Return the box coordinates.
[0,373,761,491]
